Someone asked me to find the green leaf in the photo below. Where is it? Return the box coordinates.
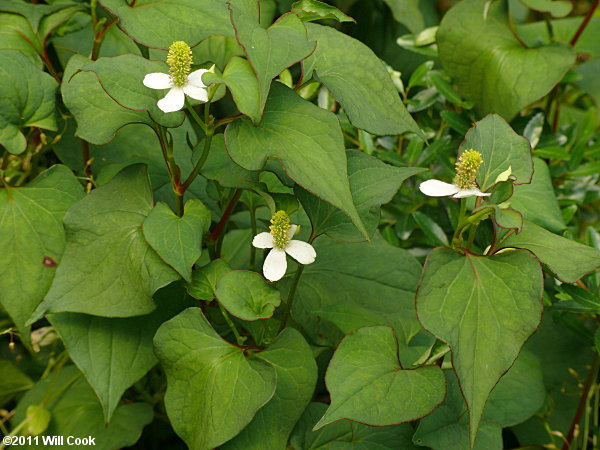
[143,200,211,281]
[382,0,425,33]
[32,164,179,319]
[0,49,57,154]
[0,13,42,66]
[48,285,193,423]
[304,23,422,138]
[215,270,281,320]
[225,83,366,237]
[153,307,277,449]
[509,158,565,233]
[187,258,232,300]
[198,134,258,188]
[0,0,71,30]
[221,328,317,449]
[500,220,600,283]
[519,0,572,17]
[462,114,533,191]
[290,0,355,23]
[291,403,420,449]
[315,326,445,429]
[82,54,184,128]
[13,366,153,450]
[413,370,503,450]
[0,360,33,400]
[288,234,423,347]
[62,55,154,145]
[205,56,261,122]
[228,0,315,117]
[297,150,424,241]
[413,211,450,247]
[98,0,234,49]
[0,165,83,341]
[437,0,575,121]
[416,248,543,446]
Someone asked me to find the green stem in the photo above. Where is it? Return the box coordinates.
[218,303,245,346]
[249,205,257,270]
[466,222,478,251]
[186,103,207,133]
[156,126,183,216]
[452,199,468,248]
[182,124,213,191]
[0,418,28,450]
[278,264,305,333]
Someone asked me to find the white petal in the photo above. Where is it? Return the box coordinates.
[157,87,185,113]
[183,83,209,102]
[143,73,172,90]
[187,69,209,88]
[452,188,491,198]
[285,240,316,265]
[287,224,298,239]
[263,248,287,282]
[419,179,460,197]
[252,232,274,249]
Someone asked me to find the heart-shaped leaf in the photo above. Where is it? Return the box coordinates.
[304,23,423,138]
[225,82,366,237]
[0,49,58,154]
[437,0,575,121]
[99,0,234,49]
[143,200,211,281]
[228,0,315,119]
[153,307,277,449]
[0,165,83,342]
[187,259,232,300]
[314,325,445,429]
[215,270,281,320]
[32,164,179,320]
[416,248,543,446]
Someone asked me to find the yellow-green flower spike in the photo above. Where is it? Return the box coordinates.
[453,149,483,190]
[269,210,291,249]
[167,41,193,87]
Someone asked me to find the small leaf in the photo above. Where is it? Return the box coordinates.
[225,83,366,237]
[187,259,232,300]
[520,0,572,18]
[25,405,51,436]
[32,164,179,319]
[98,0,234,49]
[304,23,423,138]
[437,0,575,120]
[500,220,600,283]
[416,248,543,446]
[314,326,445,429]
[153,307,277,449]
[228,0,315,117]
[0,49,58,154]
[143,200,211,281]
[215,271,282,321]
[291,0,355,23]
[462,114,533,191]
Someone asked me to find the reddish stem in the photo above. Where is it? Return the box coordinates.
[570,0,599,46]
[210,189,242,242]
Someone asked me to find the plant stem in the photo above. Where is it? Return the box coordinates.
[218,303,245,345]
[561,352,600,450]
[570,0,599,46]
[278,264,305,333]
[186,103,207,133]
[210,188,242,243]
[182,124,213,191]
[249,205,257,270]
[466,223,478,251]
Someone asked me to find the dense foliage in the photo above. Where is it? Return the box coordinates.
[1,0,600,449]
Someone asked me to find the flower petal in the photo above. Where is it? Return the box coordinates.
[187,69,209,88]
[285,240,316,265]
[143,73,172,89]
[419,179,460,197]
[452,188,491,198]
[157,87,185,113]
[263,248,287,282]
[183,83,209,102]
[252,232,274,249]
[286,224,298,240]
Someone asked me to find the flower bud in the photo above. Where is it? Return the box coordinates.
[453,149,483,190]
[269,210,291,249]
[167,41,193,87]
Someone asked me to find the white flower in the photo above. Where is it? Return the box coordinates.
[143,69,209,113]
[252,224,316,282]
[419,179,491,198]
